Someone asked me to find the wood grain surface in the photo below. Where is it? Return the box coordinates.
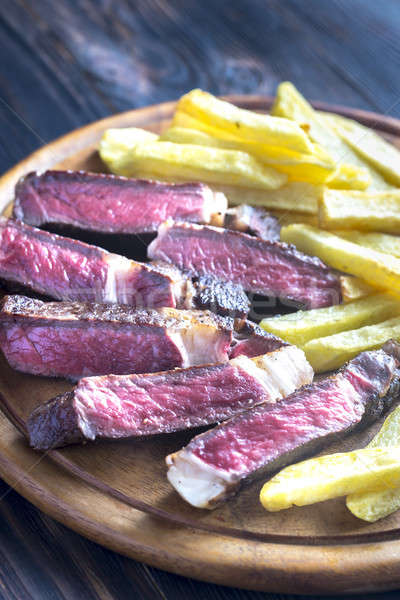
[2,1,400,599]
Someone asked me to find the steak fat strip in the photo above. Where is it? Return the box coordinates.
[167,342,400,509]
[27,345,312,450]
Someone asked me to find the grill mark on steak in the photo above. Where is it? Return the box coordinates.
[14,170,227,235]
[166,344,400,509]
[0,217,186,308]
[0,295,234,379]
[148,221,341,309]
[27,346,312,450]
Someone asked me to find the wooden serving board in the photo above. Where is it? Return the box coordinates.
[1,97,400,595]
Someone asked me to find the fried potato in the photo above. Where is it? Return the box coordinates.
[322,112,400,186]
[280,225,400,295]
[260,448,400,512]
[272,82,393,191]
[346,406,400,522]
[99,127,158,173]
[216,182,322,213]
[269,210,319,227]
[303,315,400,372]
[113,141,287,189]
[320,189,400,232]
[335,230,400,259]
[177,89,315,154]
[327,164,370,190]
[161,126,336,184]
[340,276,375,303]
[260,293,400,347]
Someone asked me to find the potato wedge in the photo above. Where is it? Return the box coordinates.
[216,182,322,213]
[272,82,393,191]
[346,406,400,522]
[336,230,400,259]
[177,89,315,153]
[260,293,400,347]
[113,141,287,189]
[99,127,158,173]
[320,189,400,232]
[322,112,400,186]
[260,447,400,512]
[303,315,400,372]
[340,276,375,303]
[161,126,336,184]
[280,224,400,295]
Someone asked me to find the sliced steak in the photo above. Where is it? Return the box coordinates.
[14,170,227,234]
[0,295,233,379]
[224,205,280,241]
[0,217,187,307]
[192,275,250,318]
[27,346,313,450]
[167,344,400,508]
[148,221,341,309]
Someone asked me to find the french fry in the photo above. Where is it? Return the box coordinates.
[340,276,375,303]
[269,210,319,227]
[99,127,158,173]
[280,224,400,295]
[320,189,400,232]
[260,293,400,347]
[272,82,393,191]
[327,164,370,190]
[346,406,400,522]
[177,89,315,154]
[322,112,400,186]
[216,182,322,213]
[160,126,337,184]
[112,141,287,189]
[335,230,400,259]
[260,447,400,512]
[302,315,400,372]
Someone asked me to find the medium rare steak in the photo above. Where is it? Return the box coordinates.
[14,170,227,234]
[167,344,400,508]
[148,221,341,308]
[0,295,233,379]
[193,275,250,318]
[27,346,313,450]
[229,320,288,358]
[0,217,187,307]
[224,205,280,241]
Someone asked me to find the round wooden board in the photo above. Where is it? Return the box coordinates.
[1,96,400,595]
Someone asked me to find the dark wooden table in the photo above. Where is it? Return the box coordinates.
[1,1,400,598]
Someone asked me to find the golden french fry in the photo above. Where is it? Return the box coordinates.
[99,127,158,173]
[340,276,375,303]
[322,112,400,186]
[216,182,322,213]
[346,405,400,522]
[177,89,315,153]
[302,315,400,372]
[335,230,400,259]
[269,210,319,227]
[161,126,336,184]
[260,448,400,512]
[113,141,287,189]
[280,224,400,295]
[260,293,400,347]
[272,82,393,191]
[320,189,400,232]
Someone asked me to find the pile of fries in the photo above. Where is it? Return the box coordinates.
[100,84,400,373]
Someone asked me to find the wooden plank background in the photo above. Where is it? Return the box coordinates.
[1,0,400,598]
